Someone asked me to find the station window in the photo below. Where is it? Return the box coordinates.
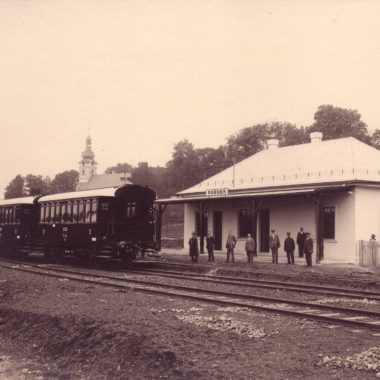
[195,211,208,236]
[323,206,335,239]
[91,199,97,223]
[238,209,252,238]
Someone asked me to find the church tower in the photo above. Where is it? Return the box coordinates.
[78,136,97,189]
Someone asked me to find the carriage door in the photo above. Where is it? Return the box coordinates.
[213,211,222,250]
[259,209,270,252]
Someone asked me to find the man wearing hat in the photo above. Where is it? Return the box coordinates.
[269,229,281,264]
[284,232,295,265]
[303,232,313,267]
[188,231,199,263]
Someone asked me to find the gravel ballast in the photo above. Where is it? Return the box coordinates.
[0,262,379,379]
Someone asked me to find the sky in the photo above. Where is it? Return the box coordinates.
[1,0,380,196]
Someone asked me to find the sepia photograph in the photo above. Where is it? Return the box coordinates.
[0,0,380,379]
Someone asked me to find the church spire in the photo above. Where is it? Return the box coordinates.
[78,135,97,189]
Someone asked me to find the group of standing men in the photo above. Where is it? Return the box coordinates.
[270,227,313,267]
[188,231,216,263]
[189,226,314,267]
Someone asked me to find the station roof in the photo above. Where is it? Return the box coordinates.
[157,136,380,204]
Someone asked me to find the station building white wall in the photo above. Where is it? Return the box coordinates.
[322,190,356,263]
[354,186,380,240]
[183,190,361,264]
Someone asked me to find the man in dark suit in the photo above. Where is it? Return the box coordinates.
[284,232,295,265]
[303,232,313,267]
[296,227,306,258]
[269,229,280,264]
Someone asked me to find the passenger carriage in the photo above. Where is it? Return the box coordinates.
[37,184,158,264]
[0,196,40,256]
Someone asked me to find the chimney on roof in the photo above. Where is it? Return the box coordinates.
[310,132,323,143]
[267,138,279,150]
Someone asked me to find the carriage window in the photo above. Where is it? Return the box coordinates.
[44,204,50,223]
[15,207,21,224]
[126,202,136,218]
[101,202,109,211]
[72,201,79,222]
[91,199,97,222]
[56,203,62,223]
[61,203,68,223]
[85,200,91,223]
[10,207,15,224]
[51,203,57,223]
[67,202,73,222]
[78,201,84,223]
[40,204,45,223]
[0,208,3,223]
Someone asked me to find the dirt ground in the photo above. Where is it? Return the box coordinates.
[0,254,379,380]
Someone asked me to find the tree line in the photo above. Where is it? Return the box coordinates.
[5,104,380,199]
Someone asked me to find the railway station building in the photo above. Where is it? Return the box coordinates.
[156,132,380,265]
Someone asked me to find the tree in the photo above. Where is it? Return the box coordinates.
[267,122,309,147]
[224,124,268,163]
[105,163,133,174]
[224,122,307,164]
[50,170,79,194]
[195,146,228,179]
[165,139,202,193]
[309,105,370,143]
[24,174,50,196]
[371,129,380,150]
[130,162,152,186]
[4,175,26,199]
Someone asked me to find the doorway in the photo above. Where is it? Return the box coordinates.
[213,211,222,250]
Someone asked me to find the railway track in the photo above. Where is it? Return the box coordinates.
[128,267,380,301]
[1,260,380,333]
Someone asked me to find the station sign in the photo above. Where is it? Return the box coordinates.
[206,188,229,197]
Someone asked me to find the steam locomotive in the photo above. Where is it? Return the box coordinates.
[0,184,158,264]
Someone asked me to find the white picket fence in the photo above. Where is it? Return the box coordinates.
[358,240,380,267]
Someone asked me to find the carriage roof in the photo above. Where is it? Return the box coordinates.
[37,185,156,203]
[0,196,38,206]
[38,187,118,203]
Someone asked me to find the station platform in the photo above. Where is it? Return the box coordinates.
[158,248,380,280]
